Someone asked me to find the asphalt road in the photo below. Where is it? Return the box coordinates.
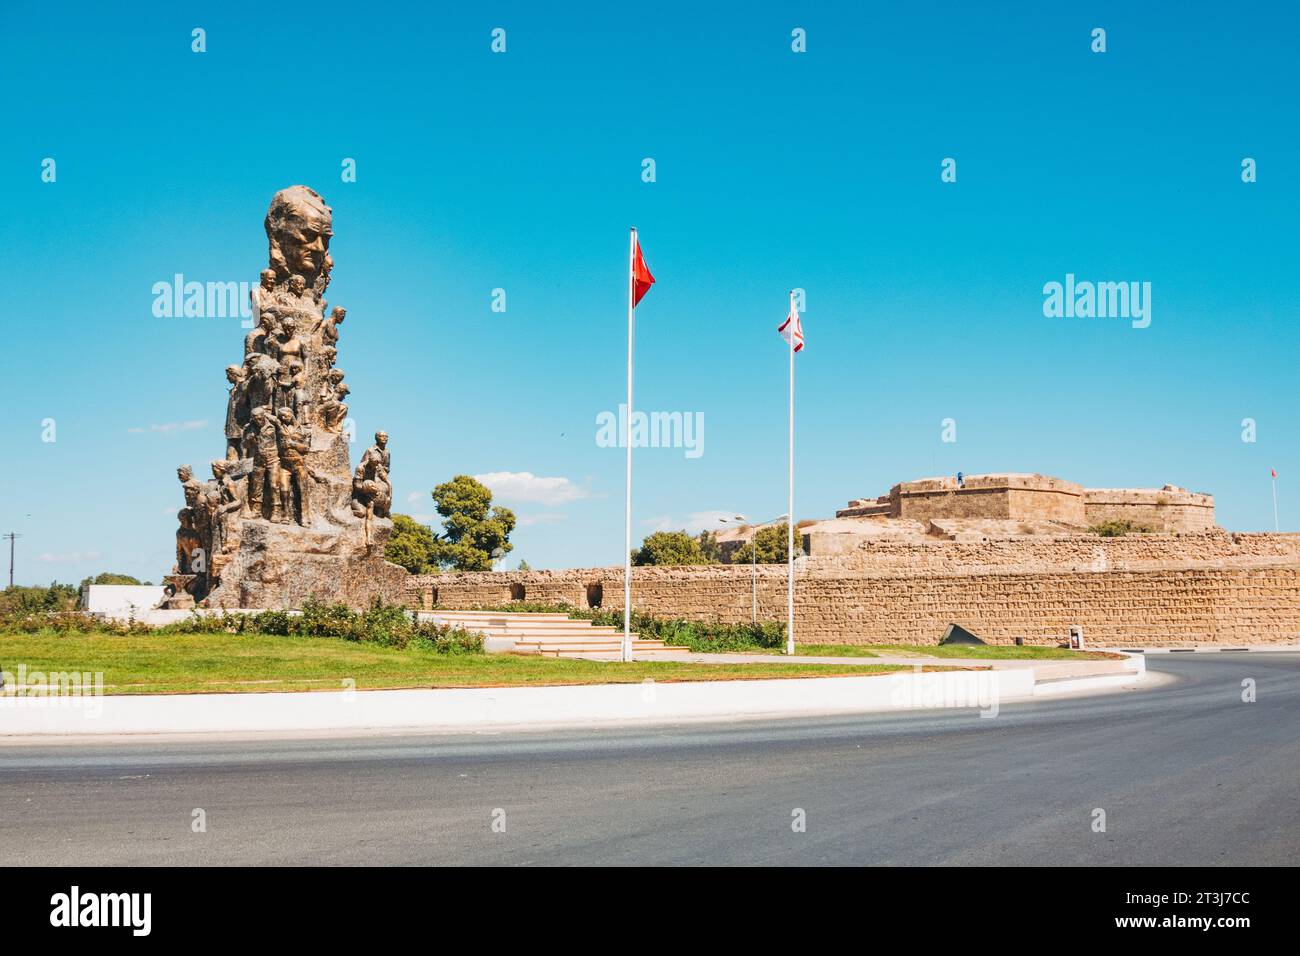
[2,653,1297,865]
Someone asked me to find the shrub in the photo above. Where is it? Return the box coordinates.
[359,601,415,648]
[299,598,362,640]
[1,596,482,655]
[0,583,79,616]
[411,620,484,654]
[1089,519,1155,537]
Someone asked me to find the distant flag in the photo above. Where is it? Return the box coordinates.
[623,228,655,662]
[780,289,803,657]
[1272,468,1278,479]
[632,233,655,307]
[777,299,804,352]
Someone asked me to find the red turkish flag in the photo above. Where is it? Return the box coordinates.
[632,233,655,307]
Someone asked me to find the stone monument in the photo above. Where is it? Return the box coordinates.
[161,186,408,610]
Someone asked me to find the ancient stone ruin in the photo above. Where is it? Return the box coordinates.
[162,186,408,610]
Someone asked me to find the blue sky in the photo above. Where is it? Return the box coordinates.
[1,1,1297,584]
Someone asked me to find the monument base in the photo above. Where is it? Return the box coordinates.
[200,511,408,611]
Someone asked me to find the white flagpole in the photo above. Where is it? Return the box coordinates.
[1272,472,1279,532]
[786,291,796,656]
[623,228,636,663]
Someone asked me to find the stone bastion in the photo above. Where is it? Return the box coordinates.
[406,473,1300,647]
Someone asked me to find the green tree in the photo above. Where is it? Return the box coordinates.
[1,582,78,614]
[730,525,796,564]
[79,572,147,587]
[517,559,531,571]
[697,530,721,563]
[385,514,439,573]
[427,475,517,571]
[632,530,709,566]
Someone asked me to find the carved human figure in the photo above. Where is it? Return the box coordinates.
[245,406,283,521]
[269,317,303,367]
[184,470,214,561]
[224,364,249,459]
[351,431,392,527]
[243,352,278,412]
[276,356,305,416]
[209,459,244,554]
[275,407,312,526]
[245,310,274,356]
[251,269,276,318]
[177,465,203,510]
[320,379,349,431]
[175,508,202,575]
[322,306,346,346]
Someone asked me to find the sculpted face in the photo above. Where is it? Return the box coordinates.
[374,431,388,449]
[177,465,192,482]
[266,186,333,282]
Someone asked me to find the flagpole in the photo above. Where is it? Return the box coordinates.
[1272,472,1279,532]
[623,228,636,663]
[786,290,796,656]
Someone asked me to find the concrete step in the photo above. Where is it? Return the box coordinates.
[543,648,691,660]
[495,624,621,633]
[488,629,626,634]
[428,610,691,659]
[490,629,626,640]
[434,611,573,621]
[513,640,672,652]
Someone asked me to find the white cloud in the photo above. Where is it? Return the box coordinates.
[406,491,425,503]
[38,551,102,563]
[474,471,590,506]
[409,513,436,525]
[639,511,746,534]
[517,512,566,528]
[682,510,746,533]
[128,420,208,435]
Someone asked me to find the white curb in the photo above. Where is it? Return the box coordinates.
[0,669,1051,737]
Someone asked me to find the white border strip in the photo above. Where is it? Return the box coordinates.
[2,670,1040,737]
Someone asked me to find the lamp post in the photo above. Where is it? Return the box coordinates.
[720,514,789,625]
[719,515,756,623]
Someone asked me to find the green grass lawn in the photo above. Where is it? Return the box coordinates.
[746,643,1123,660]
[0,631,927,695]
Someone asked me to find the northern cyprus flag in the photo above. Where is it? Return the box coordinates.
[778,295,804,352]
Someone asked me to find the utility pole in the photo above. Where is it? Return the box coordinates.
[3,533,20,589]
